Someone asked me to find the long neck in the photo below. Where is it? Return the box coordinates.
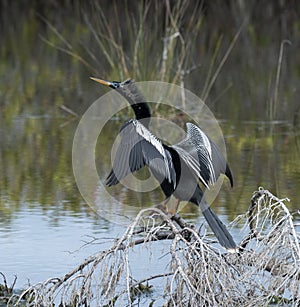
[117,82,151,127]
[130,102,151,127]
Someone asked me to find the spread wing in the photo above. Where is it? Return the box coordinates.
[106,119,176,187]
[173,123,233,187]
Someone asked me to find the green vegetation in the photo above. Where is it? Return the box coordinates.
[0,1,299,223]
[0,2,299,305]
[1,1,300,121]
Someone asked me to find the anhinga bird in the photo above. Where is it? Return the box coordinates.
[91,77,236,250]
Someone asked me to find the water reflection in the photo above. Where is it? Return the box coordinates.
[0,204,115,287]
[1,115,299,224]
[1,115,299,287]
[0,116,81,207]
[224,120,300,218]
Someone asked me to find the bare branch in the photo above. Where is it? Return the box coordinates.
[11,189,300,307]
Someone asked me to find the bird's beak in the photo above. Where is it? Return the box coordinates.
[90,77,112,87]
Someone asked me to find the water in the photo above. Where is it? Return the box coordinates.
[0,116,298,290]
[0,205,107,287]
[1,1,300,301]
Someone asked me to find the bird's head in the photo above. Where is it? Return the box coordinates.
[90,76,151,125]
[90,77,132,89]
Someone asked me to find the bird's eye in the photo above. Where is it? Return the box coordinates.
[112,82,120,88]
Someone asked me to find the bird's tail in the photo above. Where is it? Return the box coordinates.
[202,207,237,251]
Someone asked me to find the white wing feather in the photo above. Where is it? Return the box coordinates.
[186,123,216,185]
[132,119,172,183]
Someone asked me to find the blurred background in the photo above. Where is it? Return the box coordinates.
[0,0,299,290]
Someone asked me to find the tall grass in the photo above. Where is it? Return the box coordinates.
[1,0,299,121]
[38,0,245,118]
[268,39,292,121]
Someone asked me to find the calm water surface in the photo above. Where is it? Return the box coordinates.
[0,115,299,289]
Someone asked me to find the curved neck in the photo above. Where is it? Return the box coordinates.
[130,102,151,127]
[116,82,151,127]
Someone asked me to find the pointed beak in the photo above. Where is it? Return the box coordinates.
[90,77,112,87]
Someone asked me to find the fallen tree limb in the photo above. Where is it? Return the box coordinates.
[11,188,300,306]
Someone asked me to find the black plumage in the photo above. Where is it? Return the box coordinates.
[91,77,236,250]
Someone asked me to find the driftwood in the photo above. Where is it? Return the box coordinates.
[10,188,300,306]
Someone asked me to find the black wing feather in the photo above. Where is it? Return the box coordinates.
[106,119,176,187]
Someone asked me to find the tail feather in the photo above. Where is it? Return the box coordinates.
[202,207,237,250]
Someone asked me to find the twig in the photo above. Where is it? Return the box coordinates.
[59,105,79,117]
[14,190,300,306]
[271,39,292,120]
[202,20,247,101]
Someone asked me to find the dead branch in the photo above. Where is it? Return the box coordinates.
[11,188,300,306]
